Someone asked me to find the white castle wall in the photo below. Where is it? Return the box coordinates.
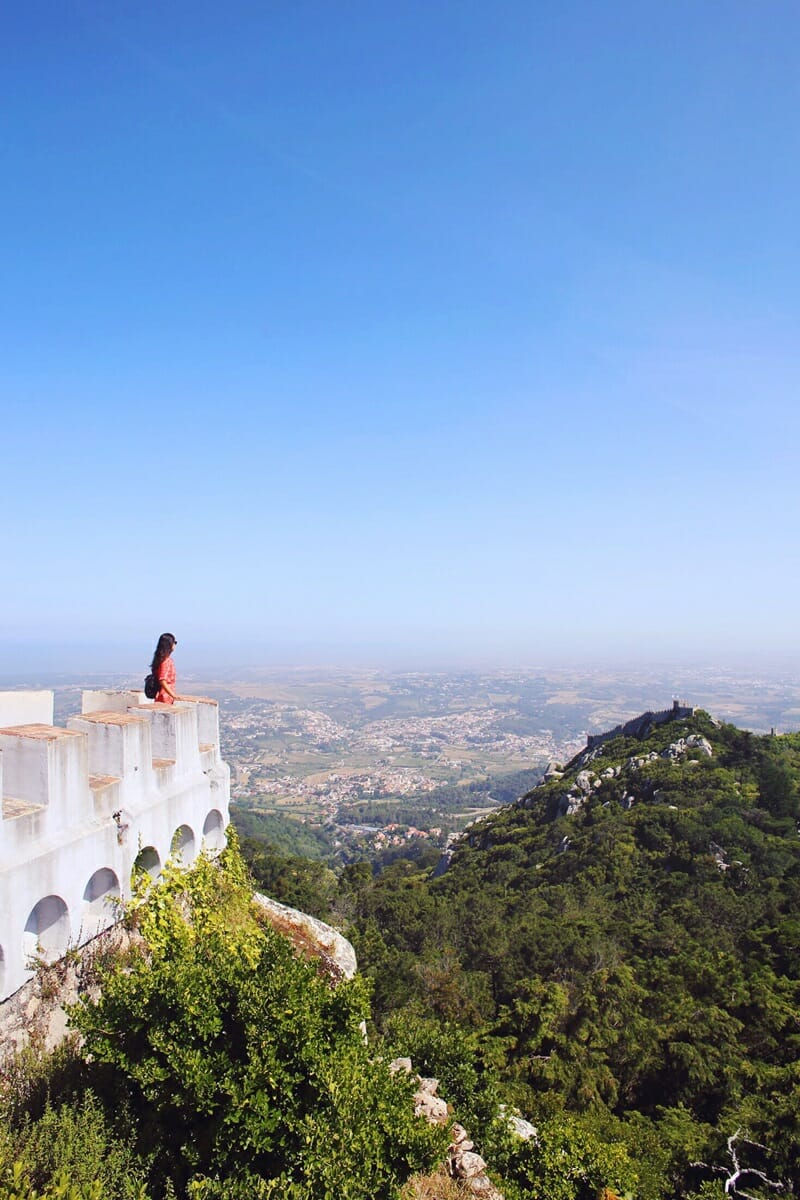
[0,691,53,727]
[0,690,230,1001]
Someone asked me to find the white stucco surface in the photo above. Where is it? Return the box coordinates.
[0,690,230,1000]
[0,691,53,727]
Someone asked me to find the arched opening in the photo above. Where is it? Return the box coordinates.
[23,896,70,964]
[132,845,161,883]
[202,809,225,852]
[171,824,196,864]
[82,868,121,936]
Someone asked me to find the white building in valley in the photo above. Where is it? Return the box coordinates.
[0,689,230,1001]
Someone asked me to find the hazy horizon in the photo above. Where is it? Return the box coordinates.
[2,638,800,683]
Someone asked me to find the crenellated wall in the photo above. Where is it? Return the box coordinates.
[586,700,695,749]
[0,689,230,1001]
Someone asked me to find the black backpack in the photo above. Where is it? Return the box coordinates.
[144,673,159,700]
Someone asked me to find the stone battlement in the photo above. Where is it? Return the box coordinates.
[586,699,695,749]
[0,689,230,1001]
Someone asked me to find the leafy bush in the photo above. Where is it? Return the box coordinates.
[69,837,445,1198]
[0,1039,149,1200]
[383,1013,502,1135]
[2,1093,149,1199]
[492,1111,638,1200]
[0,1159,108,1200]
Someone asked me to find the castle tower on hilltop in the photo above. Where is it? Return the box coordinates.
[0,689,230,1001]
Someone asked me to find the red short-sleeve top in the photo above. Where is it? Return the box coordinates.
[156,656,176,704]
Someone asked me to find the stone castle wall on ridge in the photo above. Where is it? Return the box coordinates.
[586,700,695,750]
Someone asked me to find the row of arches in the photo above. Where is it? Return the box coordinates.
[134,809,225,878]
[0,810,227,993]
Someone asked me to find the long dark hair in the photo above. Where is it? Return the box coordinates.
[151,633,177,678]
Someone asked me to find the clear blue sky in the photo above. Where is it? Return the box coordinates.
[2,1,798,673]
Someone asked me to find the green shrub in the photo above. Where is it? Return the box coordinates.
[492,1111,638,1200]
[5,1092,149,1200]
[70,838,445,1198]
[0,1154,148,1200]
[383,1012,501,1135]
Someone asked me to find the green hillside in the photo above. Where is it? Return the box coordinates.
[344,710,800,1196]
[4,710,799,1199]
[230,803,336,859]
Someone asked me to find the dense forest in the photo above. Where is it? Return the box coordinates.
[244,710,800,1198]
[230,804,335,859]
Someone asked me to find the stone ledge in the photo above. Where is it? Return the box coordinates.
[2,796,46,820]
[0,724,83,740]
[253,893,357,982]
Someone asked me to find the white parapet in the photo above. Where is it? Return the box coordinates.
[179,695,222,756]
[0,689,230,1002]
[82,689,146,714]
[0,725,92,835]
[0,691,54,727]
[127,702,202,776]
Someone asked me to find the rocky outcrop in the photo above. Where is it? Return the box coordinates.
[432,849,454,878]
[0,923,141,1063]
[663,734,713,760]
[709,840,743,873]
[253,893,357,981]
[502,1112,537,1140]
[517,715,714,819]
[392,1060,537,1199]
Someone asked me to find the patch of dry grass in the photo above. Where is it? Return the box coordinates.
[400,1165,475,1200]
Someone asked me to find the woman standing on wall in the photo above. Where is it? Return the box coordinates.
[151,633,180,704]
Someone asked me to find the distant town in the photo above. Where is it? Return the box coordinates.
[217,689,582,854]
